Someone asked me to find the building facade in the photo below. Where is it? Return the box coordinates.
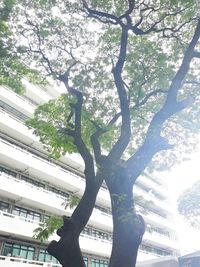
[0,83,180,267]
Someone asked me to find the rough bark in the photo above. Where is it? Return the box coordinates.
[47,174,103,267]
[48,216,85,267]
[106,166,145,267]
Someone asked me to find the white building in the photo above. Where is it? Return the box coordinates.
[0,83,180,267]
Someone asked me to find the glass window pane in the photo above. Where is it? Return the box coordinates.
[20,249,27,258]
[0,201,9,212]
[45,254,51,262]
[13,247,20,257]
[83,257,88,267]
[38,250,45,262]
[3,244,12,256]
[12,208,20,216]
[27,250,34,260]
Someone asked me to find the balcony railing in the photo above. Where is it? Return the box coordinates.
[0,166,175,233]
[134,184,171,214]
[0,107,27,124]
[1,86,36,108]
[0,137,111,208]
[0,137,84,181]
[0,209,178,260]
[138,176,167,198]
[0,210,39,225]
[80,233,112,244]
[0,255,61,267]
[0,171,67,202]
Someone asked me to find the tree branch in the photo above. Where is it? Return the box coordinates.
[133,88,168,108]
[119,0,135,19]
[127,19,200,184]
[71,171,104,233]
[59,74,95,180]
[83,3,131,162]
[166,19,200,102]
[90,121,106,164]
[82,0,120,25]
[108,112,122,126]
[108,26,131,161]
[193,51,200,58]
[128,7,196,37]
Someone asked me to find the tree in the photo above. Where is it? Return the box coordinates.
[0,0,46,93]
[9,1,200,267]
[178,181,200,228]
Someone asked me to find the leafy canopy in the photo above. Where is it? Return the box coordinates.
[0,0,47,94]
[178,181,200,228]
[11,0,200,169]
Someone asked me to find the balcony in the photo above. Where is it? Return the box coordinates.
[0,210,40,239]
[0,140,176,227]
[80,234,111,257]
[42,82,65,99]
[22,79,52,104]
[143,231,179,251]
[0,87,35,118]
[0,172,112,230]
[0,209,112,258]
[0,136,175,217]
[0,108,85,173]
[0,138,110,207]
[137,251,160,262]
[89,208,112,231]
[137,176,167,198]
[0,106,169,210]
[0,108,41,148]
[0,209,178,262]
[144,211,174,231]
[0,173,67,215]
[134,185,171,215]
[0,256,60,267]
[0,185,178,254]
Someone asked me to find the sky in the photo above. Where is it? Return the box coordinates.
[163,147,200,254]
[167,150,200,200]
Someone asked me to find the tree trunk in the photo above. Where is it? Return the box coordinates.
[48,216,85,267]
[48,175,103,267]
[106,166,145,267]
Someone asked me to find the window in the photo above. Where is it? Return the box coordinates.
[0,201,9,212]
[38,249,59,264]
[0,100,28,121]
[12,206,41,222]
[146,226,170,238]
[135,181,164,201]
[48,186,69,198]
[0,166,16,177]
[148,208,167,219]
[82,227,90,235]
[81,227,112,241]
[140,244,172,256]
[83,257,88,267]
[91,258,108,267]
[145,174,162,186]
[95,205,111,215]
[21,175,45,189]
[91,229,112,241]
[3,242,35,260]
